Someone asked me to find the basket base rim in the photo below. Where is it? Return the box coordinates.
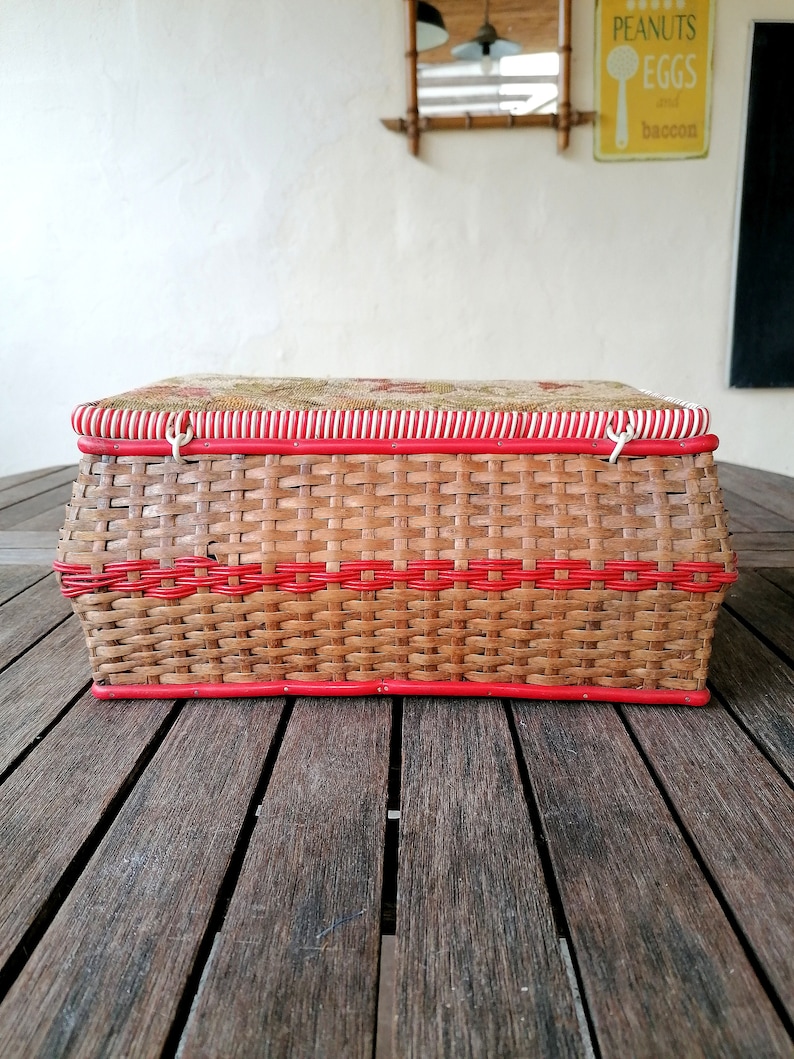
[91,679,710,706]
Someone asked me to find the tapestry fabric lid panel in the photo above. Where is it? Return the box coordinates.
[72,377,710,442]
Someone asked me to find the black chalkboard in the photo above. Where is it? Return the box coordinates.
[730,22,794,388]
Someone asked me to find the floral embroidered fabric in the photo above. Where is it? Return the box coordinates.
[86,376,678,414]
[71,377,710,442]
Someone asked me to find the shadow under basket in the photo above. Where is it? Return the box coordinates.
[55,376,737,704]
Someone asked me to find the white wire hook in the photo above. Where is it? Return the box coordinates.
[165,415,194,463]
[605,415,636,463]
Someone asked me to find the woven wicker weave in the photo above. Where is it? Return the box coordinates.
[56,448,734,694]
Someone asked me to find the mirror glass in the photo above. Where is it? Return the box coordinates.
[416,0,560,119]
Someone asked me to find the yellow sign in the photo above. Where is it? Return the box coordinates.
[595,0,714,160]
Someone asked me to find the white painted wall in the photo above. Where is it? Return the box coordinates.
[1,0,791,476]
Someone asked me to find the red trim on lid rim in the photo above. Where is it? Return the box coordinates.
[76,434,720,458]
[90,679,711,705]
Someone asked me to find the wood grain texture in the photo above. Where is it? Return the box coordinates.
[732,532,794,553]
[718,463,794,524]
[513,702,792,1058]
[725,569,794,664]
[760,568,794,599]
[3,501,67,533]
[0,549,58,566]
[722,489,794,533]
[179,697,390,1059]
[0,466,69,494]
[425,0,559,61]
[0,698,283,1059]
[0,616,91,774]
[0,483,75,532]
[0,455,790,1058]
[0,575,72,671]
[0,467,77,512]
[8,507,68,532]
[0,532,60,549]
[709,608,794,784]
[623,702,794,1024]
[0,565,50,607]
[732,550,794,569]
[0,690,173,971]
[393,697,581,1059]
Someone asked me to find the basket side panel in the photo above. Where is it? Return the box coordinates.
[57,452,734,568]
[56,451,735,693]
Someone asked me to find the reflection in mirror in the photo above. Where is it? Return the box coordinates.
[419,0,559,119]
[382,0,594,155]
[418,53,560,121]
[417,1,450,50]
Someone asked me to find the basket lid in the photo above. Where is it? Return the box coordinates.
[72,376,710,443]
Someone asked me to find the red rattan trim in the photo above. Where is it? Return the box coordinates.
[76,434,720,458]
[91,679,710,705]
[54,557,738,599]
[72,402,710,444]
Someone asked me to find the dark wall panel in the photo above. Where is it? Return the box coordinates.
[730,22,794,388]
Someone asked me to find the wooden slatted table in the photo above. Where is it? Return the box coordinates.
[0,464,792,1057]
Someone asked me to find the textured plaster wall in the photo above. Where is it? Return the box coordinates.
[0,0,791,475]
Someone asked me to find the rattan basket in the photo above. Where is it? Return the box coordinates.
[55,377,736,703]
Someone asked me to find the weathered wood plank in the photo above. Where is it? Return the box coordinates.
[0,575,72,672]
[392,698,581,1059]
[0,565,50,607]
[0,483,75,532]
[760,568,794,599]
[0,533,58,567]
[718,464,794,523]
[0,531,60,549]
[709,608,794,784]
[0,698,284,1059]
[733,550,794,569]
[0,531,59,566]
[0,550,58,566]
[720,462,794,490]
[0,466,72,499]
[9,507,67,532]
[377,935,397,1059]
[0,690,174,974]
[0,617,91,775]
[722,488,794,533]
[731,531,794,554]
[730,524,794,566]
[513,702,792,1058]
[725,569,794,665]
[0,467,77,512]
[723,513,754,533]
[623,702,794,1025]
[178,697,390,1059]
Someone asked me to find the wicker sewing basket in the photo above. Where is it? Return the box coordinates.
[55,377,736,704]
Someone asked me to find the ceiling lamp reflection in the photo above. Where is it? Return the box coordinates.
[416,2,449,52]
[451,0,522,64]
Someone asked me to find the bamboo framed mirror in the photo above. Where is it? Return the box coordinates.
[382,0,594,154]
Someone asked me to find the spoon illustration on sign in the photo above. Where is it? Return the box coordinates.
[607,45,640,149]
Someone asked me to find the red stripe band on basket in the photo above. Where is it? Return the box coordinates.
[53,557,738,599]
